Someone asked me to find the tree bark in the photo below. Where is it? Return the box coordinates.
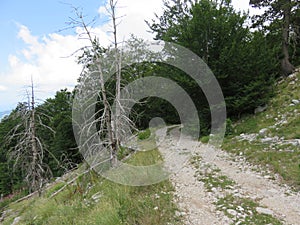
[30,81,39,194]
[281,0,295,76]
[111,0,121,155]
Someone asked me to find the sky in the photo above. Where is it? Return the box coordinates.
[0,0,253,112]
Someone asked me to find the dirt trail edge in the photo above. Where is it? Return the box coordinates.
[156,127,300,225]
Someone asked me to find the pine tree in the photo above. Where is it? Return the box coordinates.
[250,0,299,75]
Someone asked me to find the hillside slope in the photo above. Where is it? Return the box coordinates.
[155,70,300,225]
[0,151,180,225]
[222,69,300,189]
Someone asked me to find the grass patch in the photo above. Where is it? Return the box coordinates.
[0,190,28,212]
[216,195,283,225]
[2,147,180,225]
[136,128,158,151]
[199,172,235,191]
[191,155,235,191]
[222,139,300,189]
[126,149,163,166]
[222,71,300,190]
[138,128,151,140]
[45,182,66,198]
[275,117,300,139]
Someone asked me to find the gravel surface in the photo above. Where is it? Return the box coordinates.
[156,127,300,225]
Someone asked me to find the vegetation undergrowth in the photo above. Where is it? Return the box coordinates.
[1,145,179,225]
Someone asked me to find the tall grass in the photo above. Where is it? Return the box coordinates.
[2,149,179,225]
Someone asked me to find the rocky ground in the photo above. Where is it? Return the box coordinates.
[156,127,300,225]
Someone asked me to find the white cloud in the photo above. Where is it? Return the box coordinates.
[0,85,7,91]
[8,55,19,67]
[17,24,43,60]
[17,24,40,46]
[0,24,113,110]
[232,0,249,12]
[2,28,81,89]
[98,0,164,42]
[232,0,263,15]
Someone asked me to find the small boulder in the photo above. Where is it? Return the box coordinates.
[264,175,272,179]
[254,105,268,114]
[11,217,21,225]
[259,128,268,136]
[237,206,244,212]
[256,207,274,216]
[291,99,300,105]
[227,209,238,217]
[290,140,300,147]
[261,137,274,143]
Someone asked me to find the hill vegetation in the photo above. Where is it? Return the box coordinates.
[0,147,180,225]
[222,69,300,189]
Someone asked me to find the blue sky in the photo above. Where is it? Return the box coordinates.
[0,0,106,68]
[0,0,251,112]
[0,0,109,111]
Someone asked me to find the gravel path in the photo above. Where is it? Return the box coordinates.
[156,127,300,225]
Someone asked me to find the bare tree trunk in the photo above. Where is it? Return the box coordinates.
[281,0,295,76]
[110,0,121,163]
[30,81,39,194]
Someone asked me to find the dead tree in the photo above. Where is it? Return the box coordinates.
[72,0,138,168]
[7,80,52,195]
[110,0,122,153]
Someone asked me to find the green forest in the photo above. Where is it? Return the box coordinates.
[0,0,299,200]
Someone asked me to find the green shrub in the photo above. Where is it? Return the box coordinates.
[225,118,234,136]
[200,136,209,143]
[138,129,151,140]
